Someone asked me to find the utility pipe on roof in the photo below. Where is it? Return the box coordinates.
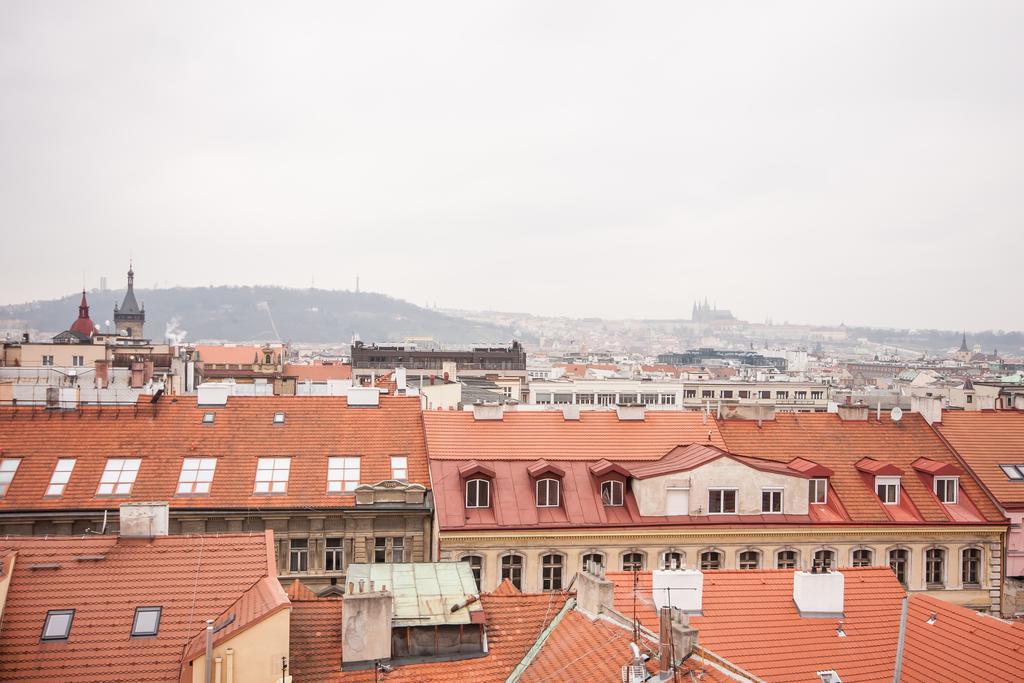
[893,596,908,683]
[205,619,214,683]
[225,648,234,683]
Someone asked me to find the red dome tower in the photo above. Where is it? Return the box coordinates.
[68,290,99,338]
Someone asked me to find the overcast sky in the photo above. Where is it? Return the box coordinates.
[1,2,1021,331]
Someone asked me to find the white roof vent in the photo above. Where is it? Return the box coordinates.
[562,405,581,421]
[472,402,504,421]
[616,404,646,421]
[652,569,702,615]
[346,387,381,407]
[793,570,845,618]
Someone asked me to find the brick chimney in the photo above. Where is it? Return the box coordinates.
[342,580,394,666]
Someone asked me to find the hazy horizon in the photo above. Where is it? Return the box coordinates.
[2,2,1022,330]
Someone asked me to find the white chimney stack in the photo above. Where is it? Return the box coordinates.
[910,395,943,425]
[346,386,381,407]
[793,570,844,618]
[396,366,407,392]
[616,404,646,421]
[472,402,503,421]
[119,502,170,537]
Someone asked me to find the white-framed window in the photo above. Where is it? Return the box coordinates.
[328,456,361,493]
[46,458,76,496]
[536,478,560,507]
[875,476,900,505]
[391,455,408,482]
[0,458,22,496]
[202,412,215,424]
[817,671,842,683]
[254,457,290,494]
[466,478,491,508]
[273,412,286,424]
[761,488,783,513]
[96,458,141,495]
[72,355,84,367]
[176,458,217,495]
[708,488,736,514]
[289,538,308,572]
[601,480,624,506]
[809,478,828,504]
[41,355,54,366]
[935,476,958,504]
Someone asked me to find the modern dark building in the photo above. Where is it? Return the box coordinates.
[657,348,787,371]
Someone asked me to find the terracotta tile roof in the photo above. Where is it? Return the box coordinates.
[936,411,1024,506]
[182,574,290,663]
[490,577,522,596]
[284,362,353,381]
[195,344,282,365]
[519,608,730,682]
[717,412,1004,524]
[0,395,428,511]
[902,593,1024,682]
[423,410,724,461]
[299,591,571,682]
[629,443,815,480]
[0,532,275,682]
[286,579,319,601]
[288,597,343,682]
[607,568,906,682]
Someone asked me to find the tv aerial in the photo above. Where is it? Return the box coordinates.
[891,407,903,422]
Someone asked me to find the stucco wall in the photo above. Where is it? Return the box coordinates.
[632,457,809,516]
[188,608,291,683]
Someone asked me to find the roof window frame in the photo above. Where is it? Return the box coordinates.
[131,606,162,638]
[41,609,75,641]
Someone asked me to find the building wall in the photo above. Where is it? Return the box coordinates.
[0,509,431,594]
[2,343,109,368]
[632,458,809,517]
[440,527,1003,612]
[187,608,291,683]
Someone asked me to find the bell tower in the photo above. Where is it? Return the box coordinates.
[113,262,145,339]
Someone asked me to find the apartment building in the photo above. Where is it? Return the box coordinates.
[528,377,830,412]
[424,404,1006,613]
[0,391,432,593]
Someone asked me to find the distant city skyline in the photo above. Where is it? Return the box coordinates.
[2,2,1022,331]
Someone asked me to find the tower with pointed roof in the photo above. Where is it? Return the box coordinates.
[69,290,99,339]
[114,262,145,339]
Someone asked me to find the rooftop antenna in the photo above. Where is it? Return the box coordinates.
[891,406,904,422]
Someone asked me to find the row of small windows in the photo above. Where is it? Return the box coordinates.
[535,390,825,404]
[464,478,625,510]
[286,536,406,572]
[464,546,984,589]
[41,606,161,642]
[0,455,409,498]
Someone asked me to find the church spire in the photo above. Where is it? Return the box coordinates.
[959,331,969,353]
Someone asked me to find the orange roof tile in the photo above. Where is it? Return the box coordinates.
[182,574,290,663]
[286,579,319,601]
[902,593,1024,682]
[608,568,906,682]
[289,598,344,681]
[423,410,724,461]
[296,591,571,682]
[936,411,1024,506]
[0,395,428,511]
[717,412,1003,524]
[0,532,275,682]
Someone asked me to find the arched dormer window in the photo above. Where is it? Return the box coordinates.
[536,478,560,507]
[601,480,623,506]
[528,459,565,508]
[458,460,496,511]
[466,479,490,508]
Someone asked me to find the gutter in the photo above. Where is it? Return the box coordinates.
[505,596,575,682]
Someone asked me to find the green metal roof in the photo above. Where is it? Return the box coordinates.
[346,562,482,626]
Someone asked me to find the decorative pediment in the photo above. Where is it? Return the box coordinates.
[527,459,565,479]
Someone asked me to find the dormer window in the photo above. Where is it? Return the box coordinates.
[466,478,491,508]
[809,478,828,504]
[536,478,560,507]
[601,480,623,507]
[934,476,958,504]
[875,476,900,505]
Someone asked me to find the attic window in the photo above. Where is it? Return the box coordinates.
[273,412,286,424]
[202,412,215,424]
[1000,465,1024,480]
[96,458,141,496]
[875,476,900,505]
[817,671,842,683]
[41,609,74,641]
[131,607,162,637]
[0,458,22,497]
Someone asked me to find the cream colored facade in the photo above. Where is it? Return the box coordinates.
[439,525,1002,611]
[633,458,810,517]
[1,342,109,368]
[188,608,291,683]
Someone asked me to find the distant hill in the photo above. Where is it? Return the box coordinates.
[1,286,522,345]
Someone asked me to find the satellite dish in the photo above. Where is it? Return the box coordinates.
[891,407,903,422]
